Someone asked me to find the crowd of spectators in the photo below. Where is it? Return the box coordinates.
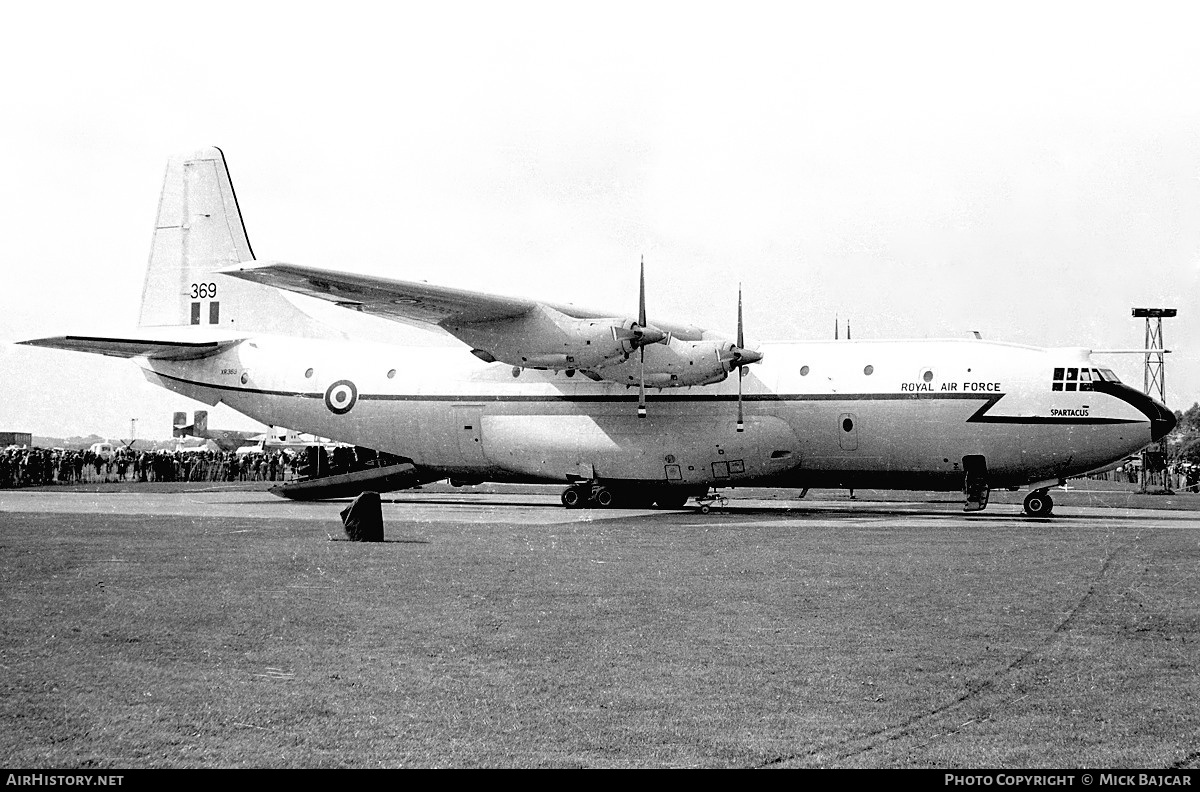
[0,447,299,489]
[1091,461,1200,492]
[0,444,402,489]
[1169,461,1200,492]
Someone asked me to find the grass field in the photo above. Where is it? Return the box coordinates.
[1,492,1198,768]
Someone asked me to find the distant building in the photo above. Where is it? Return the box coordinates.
[0,432,33,447]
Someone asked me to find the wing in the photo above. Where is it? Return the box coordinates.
[218,261,758,391]
[224,261,551,327]
[221,261,706,339]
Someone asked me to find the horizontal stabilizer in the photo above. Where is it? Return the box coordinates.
[269,463,424,500]
[19,334,243,361]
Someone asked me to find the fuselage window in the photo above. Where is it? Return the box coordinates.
[800,365,810,376]
[304,368,314,378]
[1078,369,1093,391]
[863,365,874,376]
[922,369,933,383]
[387,369,396,379]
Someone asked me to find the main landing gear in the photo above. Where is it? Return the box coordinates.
[562,483,610,508]
[560,483,694,510]
[1023,489,1054,517]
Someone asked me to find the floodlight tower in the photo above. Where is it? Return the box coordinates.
[1132,308,1175,403]
[1132,308,1176,490]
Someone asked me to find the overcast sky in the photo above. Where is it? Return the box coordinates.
[2,1,1198,440]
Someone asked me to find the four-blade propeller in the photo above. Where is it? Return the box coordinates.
[637,258,651,418]
[718,284,763,432]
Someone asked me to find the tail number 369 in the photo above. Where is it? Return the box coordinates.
[190,283,218,299]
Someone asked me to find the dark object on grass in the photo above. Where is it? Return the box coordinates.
[340,491,383,541]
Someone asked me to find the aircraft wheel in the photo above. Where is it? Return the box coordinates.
[699,504,711,514]
[561,486,586,509]
[1023,490,1054,517]
[594,487,615,508]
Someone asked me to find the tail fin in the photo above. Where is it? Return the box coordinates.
[172,412,188,437]
[194,410,208,435]
[138,147,335,338]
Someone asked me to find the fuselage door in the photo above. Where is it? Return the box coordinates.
[453,404,486,466]
[963,454,989,512]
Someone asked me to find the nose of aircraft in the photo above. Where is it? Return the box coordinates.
[1093,380,1177,443]
[1151,399,1177,442]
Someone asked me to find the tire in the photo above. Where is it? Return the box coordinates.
[1023,491,1054,517]
[594,487,615,508]
[561,487,584,509]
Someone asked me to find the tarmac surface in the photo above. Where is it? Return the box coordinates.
[2,484,1199,528]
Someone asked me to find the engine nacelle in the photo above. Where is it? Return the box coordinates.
[598,337,735,388]
[447,305,664,372]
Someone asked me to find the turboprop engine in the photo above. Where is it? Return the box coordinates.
[597,335,763,388]
[450,304,665,372]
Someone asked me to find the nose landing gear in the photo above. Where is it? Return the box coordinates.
[1023,489,1054,517]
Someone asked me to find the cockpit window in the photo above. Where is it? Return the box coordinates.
[1052,367,1086,391]
[1052,368,1077,391]
[1055,367,1121,390]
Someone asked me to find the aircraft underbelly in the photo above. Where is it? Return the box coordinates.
[479,413,800,483]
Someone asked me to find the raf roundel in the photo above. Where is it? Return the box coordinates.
[324,380,358,415]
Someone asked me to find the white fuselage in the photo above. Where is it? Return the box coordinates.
[141,336,1158,491]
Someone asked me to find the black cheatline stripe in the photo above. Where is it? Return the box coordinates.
[964,394,1139,425]
[148,370,1146,425]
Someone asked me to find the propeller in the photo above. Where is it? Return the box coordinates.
[737,286,745,432]
[638,258,647,419]
[631,257,669,418]
[612,262,665,354]
[725,284,763,432]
